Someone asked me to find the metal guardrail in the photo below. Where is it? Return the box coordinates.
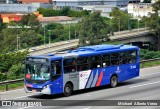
[141,58,160,68]
[0,79,23,91]
[0,58,160,91]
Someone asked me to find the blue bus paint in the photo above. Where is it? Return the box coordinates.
[24,44,140,95]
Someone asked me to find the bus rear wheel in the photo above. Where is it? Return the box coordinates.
[110,76,118,88]
[64,83,72,97]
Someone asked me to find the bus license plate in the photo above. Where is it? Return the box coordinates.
[32,89,36,92]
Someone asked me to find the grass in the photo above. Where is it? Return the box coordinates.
[0,82,24,92]
[141,60,160,68]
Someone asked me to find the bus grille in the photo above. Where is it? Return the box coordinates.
[27,87,43,92]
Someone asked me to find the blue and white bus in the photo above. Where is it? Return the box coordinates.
[24,44,140,96]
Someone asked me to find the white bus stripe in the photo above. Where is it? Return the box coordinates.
[91,70,98,87]
[86,71,93,88]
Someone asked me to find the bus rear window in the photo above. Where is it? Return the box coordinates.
[128,50,137,63]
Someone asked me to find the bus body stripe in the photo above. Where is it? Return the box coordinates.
[91,70,98,87]
[86,71,93,88]
[96,70,103,87]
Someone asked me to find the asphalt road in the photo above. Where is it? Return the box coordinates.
[1,66,160,109]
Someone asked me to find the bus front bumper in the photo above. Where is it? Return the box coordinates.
[24,85,51,95]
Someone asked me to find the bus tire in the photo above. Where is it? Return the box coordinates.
[110,75,118,88]
[64,83,72,97]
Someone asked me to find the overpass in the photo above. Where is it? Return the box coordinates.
[109,28,154,43]
[29,39,79,56]
[29,28,152,55]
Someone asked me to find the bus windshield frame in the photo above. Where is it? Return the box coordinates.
[25,57,51,81]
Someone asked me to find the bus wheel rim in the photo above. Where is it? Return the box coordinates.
[65,86,70,93]
[112,77,117,86]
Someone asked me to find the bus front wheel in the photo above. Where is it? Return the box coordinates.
[110,76,118,88]
[64,83,72,97]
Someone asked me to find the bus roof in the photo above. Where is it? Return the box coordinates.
[30,44,139,59]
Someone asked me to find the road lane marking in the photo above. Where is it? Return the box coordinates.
[18,106,34,109]
[83,107,92,109]
[86,94,90,97]
[14,95,34,99]
[129,81,160,88]
[141,72,160,77]
[141,66,160,70]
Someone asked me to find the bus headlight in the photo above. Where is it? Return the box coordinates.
[43,85,50,89]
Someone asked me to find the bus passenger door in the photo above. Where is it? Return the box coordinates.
[50,60,63,94]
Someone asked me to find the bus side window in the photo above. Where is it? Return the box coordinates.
[111,53,119,66]
[51,60,62,75]
[90,55,101,69]
[102,54,110,67]
[77,57,89,71]
[119,52,128,64]
[64,58,77,73]
[128,50,137,63]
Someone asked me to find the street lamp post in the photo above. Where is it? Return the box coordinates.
[128,19,130,30]
[42,24,46,44]
[69,23,71,41]
[128,18,133,30]
[109,17,113,35]
[118,18,120,32]
[17,37,20,50]
[73,25,76,39]
[16,29,20,50]
[138,19,140,32]
[19,37,20,50]
[48,30,51,44]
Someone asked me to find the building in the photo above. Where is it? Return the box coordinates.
[0,3,52,13]
[128,3,154,18]
[0,0,7,3]
[81,5,115,17]
[52,0,140,10]
[0,11,43,23]
[17,0,52,4]
[0,0,17,4]
[0,13,23,23]
[37,16,73,24]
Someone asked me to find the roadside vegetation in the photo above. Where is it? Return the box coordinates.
[0,82,23,91]
[38,7,90,17]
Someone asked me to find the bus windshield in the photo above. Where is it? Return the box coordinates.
[25,63,50,81]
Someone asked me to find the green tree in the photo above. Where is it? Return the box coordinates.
[79,12,110,46]
[152,0,160,12]
[0,22,18,52]
[38,8,90,17]
[110,7,131,31]
[19,30,43,48]
[61,7,70,16]
[38,8,61,17]
[20,14,40,26]
[0,18,5,31]
[146,0,160,50]
[0,50,28,73]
